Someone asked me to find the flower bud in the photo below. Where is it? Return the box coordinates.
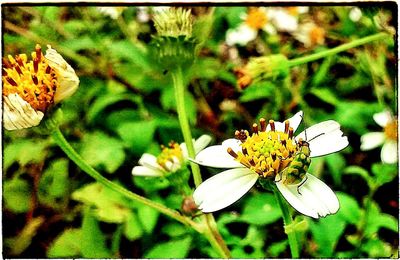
[236,54,290,89]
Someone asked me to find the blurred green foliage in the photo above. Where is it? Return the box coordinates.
[3,4,398,258]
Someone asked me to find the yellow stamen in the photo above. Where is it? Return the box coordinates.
[384,120,398,141]
[156,142,184,171]
[2,44,58,112]
[245,8,268,30]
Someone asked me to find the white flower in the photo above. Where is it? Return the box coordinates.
[3,44,79,130]
[193,111,349,218]
[267,7,308,33]
[360,110,398,164]
[132,135,212,177]
[97,7,127,20]
[226,7,275,46]
[293,22,325,48]
[349,7,362,22]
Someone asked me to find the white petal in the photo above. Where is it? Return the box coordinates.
[222,138,242,153]
[266,111,304,133]
[3,94,44,130]
[360,132,385,151]
[296,120,349,157]
[194,135,212,154]
[276,173,339,218]
[226,24,257,46]
[138,153,164,171]
[373,110,392,128]
[45,46,79,103]
[194,144,243,168]
[381,141,398,164]
[193,168,258,212]
[131,166,163,177]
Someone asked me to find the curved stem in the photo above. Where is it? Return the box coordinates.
[171,66,203,187]
[272,184,300,258]
[51,127,202,233]
[288,32,389,67]
[171,66,230,258]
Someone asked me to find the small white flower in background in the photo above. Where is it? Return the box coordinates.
[2,44,79,130]
[360,110,398,164]
[293,22,325,47]
[132,135,212,177]
[349,7,362,22]
[97,7,127,19]
[226,7,275,46]
[193,111,349,218]
[267,6,309,33]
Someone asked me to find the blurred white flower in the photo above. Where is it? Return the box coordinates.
[132,135,212,177]
[360,110,398,164]
[226,7,275,46]
[267,6,309,33]
[349,7,362,22]
[193,111,349,218]
[3,44,79,130]
[97,7,127,19]
[293,22,325,47]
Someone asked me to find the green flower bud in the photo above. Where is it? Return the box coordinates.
[236,54,290,89]
[153,8,193,38]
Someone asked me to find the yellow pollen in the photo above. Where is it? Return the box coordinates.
[384,120,398,141]
[156,142,184,171]
[245,8,268,30]
[286,7,300,16]
[2,44,58,112]
[309,26,325,46]
[228,118,300,179]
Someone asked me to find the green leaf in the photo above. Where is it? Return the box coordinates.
[137,203,160,234]
[239,193,281,225]
[116,120,156,155]
[324,153,346,186]
[80,131,126,173]
[124,212,144,241]
[108,40,150,70]
[371,163,397,187]
[310,87,340,106]
[309,214,347,257]
[4,139,49,170]
[336,192,361,225]
[267,240,288,257]
[47,229,82,257]
[81,209,111,258]
[38,158,69,206]
[364,201,398,236]
[161,87,197,124]
[343,166,373,188]
[239,82,275,102]
[4,177,32,213]
[144,236,192,258]
[60,36,96,51]
[361,238,393,258]
[224,7,247,27]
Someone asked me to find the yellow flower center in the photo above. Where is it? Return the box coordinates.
[227,118,300,179]
[2,44,58,112]
[157,142,184,171]
[309,26,325,46]
[384,119,398,141]
[245,8,268,30]
[286,7,300,16]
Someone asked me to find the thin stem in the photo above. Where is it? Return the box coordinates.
[51,127,202,233]
[171,66,203,187]
[171,66,230,258]
[288,32,389,67]
[272,185,300,258]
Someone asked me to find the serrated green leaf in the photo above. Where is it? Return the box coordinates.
[267,240,288,257]
[4,139,49,170]
[124,212,144,241]
[371,163,397,187]
[336,192,361,224]
[80,131,126,173]
[144,236,192,258]
[81,209,111,258]
[361,238,393,258]
[38,159,69,205]
[116,120,156,155]
[137,203,160,234]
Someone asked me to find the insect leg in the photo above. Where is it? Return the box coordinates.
[296,176,308,195]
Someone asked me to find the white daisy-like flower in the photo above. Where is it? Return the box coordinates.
[349,7,362,22]
[2,44,79,130]
[97,7,127,20]
[360,110,398,164]
[267,6,309,33]
[132,135,212,177]
[193,111,349,218]
[226,7,275,46]
[293,22,325,48]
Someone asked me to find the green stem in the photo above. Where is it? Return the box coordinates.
[288,32,389,67]
[171,66,230,258]
[171,66,203,187]
[272,185,300,258]
[51,127,202,233]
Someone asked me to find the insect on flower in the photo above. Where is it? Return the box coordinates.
[192,111,349,218]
